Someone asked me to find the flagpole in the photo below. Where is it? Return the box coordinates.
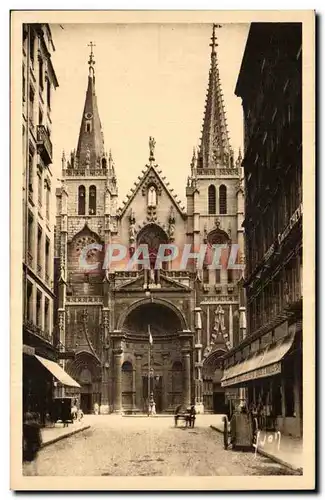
[148,324,151,416]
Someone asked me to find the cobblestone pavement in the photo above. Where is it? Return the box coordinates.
[24,416,301,476]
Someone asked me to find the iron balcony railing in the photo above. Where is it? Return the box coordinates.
[37,125,53,165]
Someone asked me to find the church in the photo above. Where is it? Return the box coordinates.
[54,25,246,414]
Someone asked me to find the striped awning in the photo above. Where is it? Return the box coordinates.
[221,332,295,388]
[35,355,81,388]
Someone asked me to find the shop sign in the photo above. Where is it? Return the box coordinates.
[221,361,281,387]
[57,351,76,360]
[23,344,35,356]
[277,204,302,245]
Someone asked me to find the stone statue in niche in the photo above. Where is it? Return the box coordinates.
[86,147,91,165]
[148,185,157,207]
[214,305,226,334]
[203,225,208,243]
[168,206,176,241]
[149,267,155,284]
[129,210,136,242]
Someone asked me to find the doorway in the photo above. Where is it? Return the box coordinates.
[213,392,226,414]
[80,393,92,414]
[142,375,162,413]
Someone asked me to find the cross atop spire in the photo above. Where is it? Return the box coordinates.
[88,41,96,75]
[210,23,221,54]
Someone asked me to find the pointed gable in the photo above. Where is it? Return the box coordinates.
[118,163,186,219]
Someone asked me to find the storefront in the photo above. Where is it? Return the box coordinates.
[23,344,80,424]
[221,321,302,437]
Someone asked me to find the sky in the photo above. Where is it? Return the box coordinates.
[50,23,249,204]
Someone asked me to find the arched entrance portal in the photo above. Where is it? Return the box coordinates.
[203,349,228,414]
[117,300,192,413]
[66,352,101,414]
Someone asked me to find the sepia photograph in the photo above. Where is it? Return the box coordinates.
[10,10,315,491]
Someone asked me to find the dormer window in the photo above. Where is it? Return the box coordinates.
[147,185,157,207]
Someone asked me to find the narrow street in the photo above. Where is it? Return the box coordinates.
[25,416,300,476]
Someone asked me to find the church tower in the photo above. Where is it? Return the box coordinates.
[55,44,117,414]
[186,25,245,413]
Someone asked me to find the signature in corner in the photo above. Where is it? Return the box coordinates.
[253,430,281,458]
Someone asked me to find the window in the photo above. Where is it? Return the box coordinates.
[85,121,91,133]
[39,57,44,90]
[227,269,233,283]
[36,290,42,327]
[219,185,227,214]
[29,31,35,66]
[38,171,42,207]
[45,183,50,220]
[37,226,43,274]
[89,185,96,215]
[27,212,34,256]
[39,109,43,125]
[78,185,86,215]
[45,237,50,282]
[102,158,107,169]
[208,185,216,214]
[29,87,35,124]
[28,149,34,193]
[215,268,221,283]
[26,281,33,322]
[148,185,157,207]
[44,297,50,335]
[22,65,26,102]
[47,79,51,109]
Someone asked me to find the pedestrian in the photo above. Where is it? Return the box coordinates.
[190,405,196,428]
[23,412,42,476]
[71,402,78,421]
[77,408,84,422]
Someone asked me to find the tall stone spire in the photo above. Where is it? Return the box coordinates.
[197,24,233,170]
[76,42,105,168]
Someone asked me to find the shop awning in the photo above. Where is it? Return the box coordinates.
[35,355,81,388]
[221,332,295,388]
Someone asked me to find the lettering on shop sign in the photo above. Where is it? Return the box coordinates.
[253,430,281,459]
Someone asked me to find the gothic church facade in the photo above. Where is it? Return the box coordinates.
[55,27,245,414]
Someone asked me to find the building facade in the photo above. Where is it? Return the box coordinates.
[22,24,59,421]
[55,27,245,415]
[222,23,303,437]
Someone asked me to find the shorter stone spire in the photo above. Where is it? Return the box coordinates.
[75,43,105,168]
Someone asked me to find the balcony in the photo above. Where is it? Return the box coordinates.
[37,125,53,165]
[24,319,53,343]
[37,263,42,277]
[27,252,33,268]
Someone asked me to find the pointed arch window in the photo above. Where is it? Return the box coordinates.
[78,185,86,215]
[148,185,157,207]
[208,185,216,214]
[85,120,92,133]
[89,185,97,215]
[219,185,227,214]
